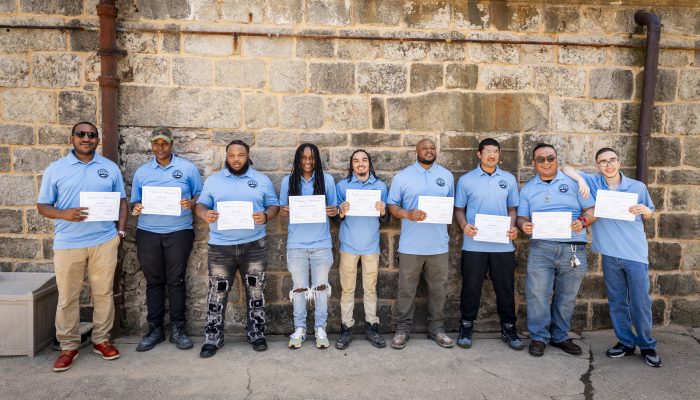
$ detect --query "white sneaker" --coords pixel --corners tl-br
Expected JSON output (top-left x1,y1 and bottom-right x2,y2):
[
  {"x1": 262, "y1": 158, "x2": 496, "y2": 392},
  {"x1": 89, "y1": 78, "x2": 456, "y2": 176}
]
[
  {"x1": 315, "y1": 327, "x2": 329, "y2": 349},
  {"x1": 288, "y1": 328, "x2": 306, "y2": 349}
]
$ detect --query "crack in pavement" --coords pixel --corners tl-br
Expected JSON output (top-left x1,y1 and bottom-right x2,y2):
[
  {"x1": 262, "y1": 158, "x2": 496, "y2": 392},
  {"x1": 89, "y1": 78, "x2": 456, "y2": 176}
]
[
  {"x1": 579, "y1": 349, "x2": 595, "y2": 400},
  {"x1": 681, "y1": 328, "x2": 700, "y2": 346},
  {"x1": 245, "y1": 367, "x2": 252, "y2": 399}
]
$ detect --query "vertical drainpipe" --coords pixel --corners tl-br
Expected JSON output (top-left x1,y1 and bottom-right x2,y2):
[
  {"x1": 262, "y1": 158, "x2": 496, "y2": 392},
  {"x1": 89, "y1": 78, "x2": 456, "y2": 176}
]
[
  {"x1": 97, "y1": 0, "x2": 126, "y2": 336},
  {"x1": 633, "y1": 11, "x2": 661, "y2": 184}
]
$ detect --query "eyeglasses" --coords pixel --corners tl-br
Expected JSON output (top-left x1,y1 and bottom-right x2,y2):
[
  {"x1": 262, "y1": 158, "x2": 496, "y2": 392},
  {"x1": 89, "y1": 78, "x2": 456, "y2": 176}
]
[
  {"x1": 481, "y1": 150, "x2": 499, "y2": 155},
  {"x1": 534, "y1": 155, "x2": 557, "y2": 164},
  {"x1": 597, "y1": 158, "x2": 620, "y2": 167},
  {"x1": 73, "y1": 131, "x2": 99, "y2": 139}
]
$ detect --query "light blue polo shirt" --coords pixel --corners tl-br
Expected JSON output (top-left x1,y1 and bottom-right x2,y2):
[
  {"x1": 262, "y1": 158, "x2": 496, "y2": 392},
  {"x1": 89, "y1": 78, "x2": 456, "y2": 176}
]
[
  {"x1": 517, "y1": 171, "x2": 595, "y2": 243},
  {"x1": 197, "y1": 167, "x2": 279, "y2": 245},
  {"x1": 388, "y1": 162, "x2": 454, "y2": 255},
  {"x1": 279, "y1": 172, "x2": 337, "y2": 249},
  {"x1": 336, "y1": 174, "x2": 388, "y2": 254},
  {"x1": 455, "y1": 165, "x2": 519, "y2": 252},
  {"x1": 580, "y1": 171, "x2": 654, "y2": 264},
  {"x1": 131, "y1": 155, "x2": 203, "y2": 234},
  {"x1": 38, "y1": 150, "x2": 126, "y2": 250}
]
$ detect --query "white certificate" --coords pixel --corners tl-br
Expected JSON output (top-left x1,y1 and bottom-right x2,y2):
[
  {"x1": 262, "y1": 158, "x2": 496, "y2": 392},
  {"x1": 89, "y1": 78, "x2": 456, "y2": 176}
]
[
  {"x1": 594, "y1": 190, "x2": 638, "y2": 221},
  {"x1": 473, "y1": 214, "x2": 511, "y2": 244},
  {"x1": 217, "y1": 201, "x2": 254, "y2": 230},
  {"x1": 345, "y1": 189, "x2": 381, "y2": 217},
  {"x1": 289, "y1": 195, "x2": 326, "y2": 224},
  {"x1": 417, "y1": 196, "x2": 454, "y2": 224},
  {"x1": 141, "y1": 186, "x2": 182, "y2": 216},
  {"x1": 80, "y1": 192, "x2": 120, "y2": 222},
  {"x1": 532, "y1": 212, "x2": 572, "y2": 239}
]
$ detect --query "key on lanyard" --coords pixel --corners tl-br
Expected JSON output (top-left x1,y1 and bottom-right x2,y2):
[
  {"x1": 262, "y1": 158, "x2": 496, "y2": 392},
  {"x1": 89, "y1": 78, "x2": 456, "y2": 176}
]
[{"x1": 570, "y1": 245, "x2": 581, "y2": 268}]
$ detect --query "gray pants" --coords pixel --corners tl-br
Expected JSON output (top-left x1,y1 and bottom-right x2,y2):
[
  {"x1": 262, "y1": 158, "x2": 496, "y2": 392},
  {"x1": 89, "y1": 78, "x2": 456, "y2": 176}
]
[{"x1": 394, "y1": 252, "x2": 449, "y2": 335}]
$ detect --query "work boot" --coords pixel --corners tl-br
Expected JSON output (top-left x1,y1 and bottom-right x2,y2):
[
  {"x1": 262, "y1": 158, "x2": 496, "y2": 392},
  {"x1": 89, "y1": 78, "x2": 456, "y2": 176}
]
[
  {"x1": 500, "y1": 322, "x2": 524, "y2": 350},
  {"x1": 428, "y1": 331, "x2": 455, "y2": 348},
  {"x1": 391, "y1": 333, "x2": 409, "y2": 350},
  {"x1": 366, "y1": 323, "x2": 386, "y2": 348},
  {"x1": 335, "y1": 324, "x2": 352, "y2": 350},
  {"x1": 529, "y1": 340, "x2": 546, "y2": 357},
  {"x1": 457, "y1": 320, "x2": 473, "y2": 348},
  {"x1": 550, "y1": 338, "x2": 582, "y2": 355},
  {"x1": 136, "y1": 323, "x2": 165, "y2": 352},
  {"x1": 170, "y1": 321, "x2": 193, "y2": 350}
]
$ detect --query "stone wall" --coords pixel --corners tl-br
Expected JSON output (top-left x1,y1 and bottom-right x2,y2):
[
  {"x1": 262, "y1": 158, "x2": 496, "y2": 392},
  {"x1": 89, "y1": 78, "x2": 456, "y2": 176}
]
[{"x1": 1, "y1": 1, "x2": 699, "y2": 335}]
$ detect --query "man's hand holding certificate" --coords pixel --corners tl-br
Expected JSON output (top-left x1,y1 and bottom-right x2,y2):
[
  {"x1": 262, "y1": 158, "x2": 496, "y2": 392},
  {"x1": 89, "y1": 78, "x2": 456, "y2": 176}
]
[
  {"x1": 531, "y1": 212, "x2": 572, "y2": 239},
  {"x1": 345, "y1": 189, "x2": 381, "y2": 217},
  {"x1": 594, "y1": 190, "x2": 638, "y2": 221},
  {"x1": 80, "y1": 192, "x2": 121, "y2": 222},
  {"x1": 142, "y1": 186, "x2": 182, "y2": 216},
  {"x1": 289, "y1": 195, "x2": 326, "y2": 224},
  {"x1": 473, "y1": 214, "x2": 511, "y2": 244},
  {"x1": 417, "y1": 196, "x2": 454, "y2": 224},
  {"x1": 217, "y1": 201, "x2": 254, "y2": 230}
]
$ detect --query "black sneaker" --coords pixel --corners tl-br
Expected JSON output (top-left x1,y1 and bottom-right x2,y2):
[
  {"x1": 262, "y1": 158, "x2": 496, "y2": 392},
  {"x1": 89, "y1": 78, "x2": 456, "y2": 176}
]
[
  {"x1": 251, "y1": 337, "x2": 267, "y2": 352},
  {"x1": 366, "y1": 323, "x2": 386, "y2": 348},
  {"x1": 200, "y1": 343, "x2": 221, "y2": 358},
  {"x1": 335, "y1": 324, "x2": 352, "y2": 350},
  {"x1": 457, "y1": 320, "x2": 473, "y2": 348},
  {"x1": 500, "y1": 323, "x2": 524, "y2": 350},
  {"x1": 641, "y1": 349, "x2": 662, "y2": 368},
  {"x1": 606, "y1": 342, "x2": 635, "y2": 358}
]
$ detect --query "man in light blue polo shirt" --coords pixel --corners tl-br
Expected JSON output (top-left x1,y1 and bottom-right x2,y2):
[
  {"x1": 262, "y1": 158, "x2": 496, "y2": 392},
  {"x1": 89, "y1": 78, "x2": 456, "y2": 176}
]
[
  {"x1": 454, "y1": 138, "x2": 522, "y2": 350},
  {"x1": 37, "y1": 121, "x2": 127, "y2": 372},
  {"x1": 130, "y1": 127, "x2": 203, "y2": 352},
  {"x1": 563, "y1": 147, "x2": 661, "y2": 368},
  {"x1": 334, "y1": 149, "x2": 389, "y2": 350},
  {"x1": 195, "y1": 140, "x2": 279, "y2": 357},
  {"x1": 279, "y1": 143, "x2": 338, "y2": 349},
  {"x1": 516, "y1": 143, "x2": 595, "y2": 358},
  {"x1": 387, "y1": 138, "x2": 455, "y2": 349}
]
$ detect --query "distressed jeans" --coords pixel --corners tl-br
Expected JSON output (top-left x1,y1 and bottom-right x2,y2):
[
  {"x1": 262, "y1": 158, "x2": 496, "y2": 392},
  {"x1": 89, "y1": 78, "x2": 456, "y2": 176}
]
[
  {"x1": 526, "y1": 240, "x2": 587, "y2": 343},
  {"x1": 602, "y1": 255, "x2": 656, "y2": 350},
  {"x1": 204, "y1": 238, "x2": 268, "y2": 346},
  {"x1": 287, "y1": 248, "x2": 333, "y2": 330}
]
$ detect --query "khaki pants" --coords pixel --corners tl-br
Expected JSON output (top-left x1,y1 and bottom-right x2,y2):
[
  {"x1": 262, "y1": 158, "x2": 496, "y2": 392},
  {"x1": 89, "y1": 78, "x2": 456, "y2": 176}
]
[
  {"x1": 339, "y1": 251, "x2": 380, "y2": 327},
  {"x1": 54, "y1": 236, "x2": 119, "y2": 350}
]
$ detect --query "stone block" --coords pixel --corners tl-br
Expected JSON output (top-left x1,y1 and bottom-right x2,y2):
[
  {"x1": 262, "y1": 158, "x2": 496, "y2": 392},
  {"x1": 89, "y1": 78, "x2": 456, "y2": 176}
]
[
  {"x1": 255, "y1": 131, "x2": 296, "y2": 147},
  {"x1": 0, "y1": 237, "x2": 40, "y2": 258},
  {"x1": 26, "y1": 209, "x2": 53, "y2": 234},
  {"x1": 403, "y1": 0, "x2": 451, "y2": 29},
  {"x1": 682, "y1": 242, "x2": 700, "y2": 270},
  {"x1": 190, "y1": 0, "x2": 219, "y2": 20},
  {"x1": 43, "y1": 238, "x2": 53, "y2": 259},
  {"x1": 454, "y1": 0, "x2": 490, "y2": 29},
  {"x1": 468, "y1": 43, "x2": 519, "y2": 64},
  {"x1": 325, "y1": 97, "x2": 368, "y2": 130},
  {"x1": 371, "y1": 98, "x2": 385, "y2": 129},
  {"x1": 665, "y1": 104, "x2": 700, "y2": 135},
  {"x1": 215, "y1": 60, "x2": 266, "y2": 89},
  {"x1": 20, "y1": 0, "x2": 81, "y2": 15},
  {"x1": 309, "y1": 63, "x2": 355, "y2": 94},
  {"x1": 38, "y1": 125, "x2": 70, "y2": 145},
  {"x1": 684, "y1": 138, "x2": 700, "y2": 168},
  {"x1": 266, "y1": 0, "x2": 303, "y2": 24},
  {"x1": 410, "y1": 63, "x2": 443, "y2": 93},
  {"x1": 297, "y1": 38, "x2": 334, "y2": 58},
  {"x1": 656, "y1": 273, "x2": 698, "y2": 296},
  {"x1": 31, "y1": 54, "x2": 80, "y2": 88},
  {"x1": 648, "y1": 186, "x2": 665, "y2": 211},
  {"x1": 269, "y1": 61, "x2": 306, "y2": 93},
  {"x1": 351, "y1": 132, "x2": 401, "y2": 147},
  {"x1": 648, "y1": 137, "x2": 681, "y2": 167},
  {"x1": 117, "y1": 32, "x2": 158, "y2": 54},
  {"x1": 242, "y1": 36, "x2": 293, "y2": 58},
  {"x1": 337, "y1": 40, "x2": 380, "y2": 60},
  {"x1": 519, "y1": 44, "x2": 554, "y2": 64},
  {"x1": 301, "y1": 133, "x2": 347, "y2": 148},
  {"x1": 552, "y1": 99, "x2": 617, "y2": 133},
  {"x1": 532, "y1": 66, "x2": 585, "y2": 98},
  {"x1": 185, "y1": 34, "x2": 233, "y2": 56},
  {"x1": 523, "y1": 132, "x2": 636, "y2": 166},
  {"x1": 570, "y1": 302, "x2": 588, "y2": 332},
  {"x1": 590, "y1": 69, "x2": 633, "y2": 100},
  {"x1": 380, "y1": 42, "x2": 428, "y2": 61},
  {"x1": 0, "y1": 147, "x2": 8, "y2": 172},
  {"x1": 445, "y1": 64, "x2": 477, "y2": 89},
  {"x1": 58, "y1": 91, "x2": 96, "y2": 125},
  {"x1": 0, "y1": 125, "x2": 33, "y2": 145},
  {"x1": 656, "y1": 7, "x2": 697, "y2": 35},
  {"x1": 119, "y1": 86, "x2": 241, "y2": 129},
  {"x1": 306, "y1": 0, "x2": 351, "y2": 25},
  {"x1": 491, "y1": 2, "x2": 541, "y2": 32},
  {"x1": 479, "y1": 66, "x2": 530, "y2": 90},
  {"x1": 648, "y1": 241, "x2": 681, "y2": 271},
  {"x1": 135, "y1": 0, "x2": 191, "y2": 19},
  {"x1": 173, "y1": 58, "x2": 213, "y2": 86},
  {"x1": 358, "y1": 63, "x2": 407, "y2": 94},
  {"x1": 2, "y1": 90, "x2": 56, "y2": 123},
  {"x1": 544, "y1": 6, "x2": 579, "y2": 32},
  {"x1": 0, "y1": 209, "x2": 22, "y2": 233},
  {"x1": 130, "y1": 56, "x2": 169, "y2": 85},
  {"x1": 670, "y1": 299, "x2": 700, "y2": 326},
  {"x1": 580, "y1": 7, "x2": 611, "y2": 33},
  {"x1": 620, "y1": 103, "x2": 663, "y2": 134},
  {"x1": 279, "y1": 96, "x2": 323, "y2": 129},
  {"x1": 354, "y1": 0, "x2": 401, "y2": 25},
  {"x1": 244, "y1": 94, "x2": 278, "y2": 129},
  {"x1": 610, "y1": 47, "x2": 645, "y2": 67},
  {"x1": 0, "y1": 29, "x2": 66, "y2": 52},
  {"x1": 590, "y1": 302, "x2": 611, "y2": 330},
  {"x1": 70, "y1": 30, "x2": 99, "y2": 52},
  {"x1": 0, "y1": 0, "x2": 14, "y2": 12},
  {"x1": 635, "y1": 69, "x2": 677, "y2": 103},
  {"x1": 659, "y1": 49, "x2": 689, "y2": 68},
  {"x1": 0, "y1": 56, "x2": 29, "y2": 87},
  {"x1": 667, "y1": 188, "x2": 692, "y2": 212},
  {"x1": 221, "y1": 0, "x2": 265, "y2": 23},
  {"x1": 427, "y1": 43, "x2": 466, "y2": 62},
  {"x1": 211, "y1": 131, "x2": 254, "y2": 147},
  {"x1": 14, "y1": 262, "x2": 55, "y2": 273},
  {"x1": 13, "y1": 147, "x2": 62, "y2": 173},
  {"x1": 679, "y1": 70, "x2": 700, "y2": 101},
  {"x1": 659, "y1": 214, "x2": 700, "y2": 239},
  {"x1": 559, "y1": 46, "x2": 606, "y2": 65},
  {"x1": 161, "y1": 33, "x2": 180, "y2": 53},
  {"x1": 440, "y1": 132, "x2": 478, "y2": 149},
  {"x1": 657, "y1": 170, "x2": 700, "y2": 186},
  {"x1": 388, "y1": 92, "x2": 547, "y2": 133},
  {"x1": 0, "y1": 262, "x2": 10, "y2": 272}
]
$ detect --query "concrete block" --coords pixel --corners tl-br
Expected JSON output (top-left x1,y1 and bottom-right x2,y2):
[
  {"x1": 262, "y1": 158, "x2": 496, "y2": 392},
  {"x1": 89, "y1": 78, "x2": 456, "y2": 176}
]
[
  {"x1": 0, "y1": 29, "x2": 66, "y2": 52},
  {"x1": 266, "y1": 0, "x2": 303, "y2": 24},
  {"x1": 551, "y1": 99, "x2": 617, "y2": 133},
  {"x1": 544, "y1": 6, "x2": 580, "y2": 32},
  {"x1": 358, "y1": 63, "x2": 407, "y2": 94},
  {"x1": 2, "y1": 90, "x2": 56, "y2": 123},
  {"x1": 410, "y1": 63, "x2": 443, "y2": 93},
  {"x1": 58, "y1": 91, "x2": 96, "y2": 125},
  {"x1": 446, "y1": 64, "x2": 477, "y2": 89},
  {"x1": 0, "y1": 125, "x2": 34, "y2": 145},
  {"x1": 532, "y1": 66, "x2": 585, "y2": 98},
  {"x1": 353, "y1": 0, "x2": 401, "y2": 25},
  {"x1": 309, "y1": 63, "x2": 355, "y2": 94},
  {"x1": 242, "y1": 36, "x2": 294, "y2": 58},
  {"x1": 0, "y1": 175, "x2": 36, "y2": 205},
  {"x1": 31, "y1": 54, "x2": 81, "y2": 88},
  {"x1": 403, "y1": 0, "x2": 451, "y2": 29},
  {"x1": 215, "y1": 60, "x2": 266, "y2": 89},
  {"x1": 269, "y1": 61, "x2": 306, "y2": 93},
  {"x1": 325, "y1": 97, "x2": 368, "y2": 130},
  {"x1": 185, "y1": 34, "x2": 233, "y2": 56},
  {"x1": 454, "y1": 0, "x2": 490, "y2": 29},
  {"x1": 173, "y1": 58, "x2": 213, "y2": 86},
  {"x1": 221, "y1": 0, "x2": 265, "y2": 23},
  {"x1": 0, "y1": 56, "x2": 29, "y2": 87},
  {"x1": 244, "y1": 94, "x2": 278, "y2": 129},
  {"x1": 279, "y1": 96, "x2": 323, "y2": 129},
  {"x1": 306, "y1": 0, "x2": 351, "y2": 26},
  {"x1": 478, "y1": 66, "x2": 530, "y2": 90}
]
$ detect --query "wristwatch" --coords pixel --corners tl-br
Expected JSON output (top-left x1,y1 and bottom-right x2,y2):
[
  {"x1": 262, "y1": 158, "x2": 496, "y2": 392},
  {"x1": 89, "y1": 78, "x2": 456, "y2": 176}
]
[{"x1": 118, "y1": 230, "x2": 126, "y2": 238}]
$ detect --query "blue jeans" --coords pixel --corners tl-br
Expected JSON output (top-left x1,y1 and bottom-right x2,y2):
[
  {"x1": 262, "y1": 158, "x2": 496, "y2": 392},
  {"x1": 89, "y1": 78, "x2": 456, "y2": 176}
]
[
  {"x1": 287, "y1": 248, "x2": 333, "y2": 330},
  {"x1": 526, "y1": 240, "x2": 587, "y2": 343},
  {"x1": 602, "y1": 255, "x2": 656, "y2": 350}
]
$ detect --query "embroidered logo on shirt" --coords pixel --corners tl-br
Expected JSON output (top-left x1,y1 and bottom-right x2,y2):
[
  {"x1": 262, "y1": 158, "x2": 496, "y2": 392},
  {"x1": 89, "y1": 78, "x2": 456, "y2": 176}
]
[
  {"x1": 436, "y1": 178, "x2": 445, "y2": 187},
  {"x1": 558, "y1": 184, "x2": 569, "y2": 193},
  {"x1": 499, "y1": 180, "x2": 508, "y2": 189},
  {"x1": 97, "y1": 169, "x2": 109, "y2": 178},
  {"x1": 172, "y1": 170, "x2": 183, "y2": 179},
  {"x1": 248, "y1": 179, "x2": 258, "y2": 188}
]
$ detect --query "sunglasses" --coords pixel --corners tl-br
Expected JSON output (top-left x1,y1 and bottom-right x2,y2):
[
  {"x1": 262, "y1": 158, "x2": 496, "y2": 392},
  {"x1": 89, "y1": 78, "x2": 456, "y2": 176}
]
[
  {"x1": 534, "y1": 155, "x2": 557, "y2": 164},
  {"x1": 73, "y1": 131, "x2": 99, "y2": 139}
]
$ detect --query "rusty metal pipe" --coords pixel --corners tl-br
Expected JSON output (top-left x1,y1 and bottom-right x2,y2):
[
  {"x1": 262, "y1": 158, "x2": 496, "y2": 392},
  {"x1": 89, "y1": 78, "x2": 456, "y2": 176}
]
[{"x1": 634, "y1": 11, "x2": 661, "y2": 184}]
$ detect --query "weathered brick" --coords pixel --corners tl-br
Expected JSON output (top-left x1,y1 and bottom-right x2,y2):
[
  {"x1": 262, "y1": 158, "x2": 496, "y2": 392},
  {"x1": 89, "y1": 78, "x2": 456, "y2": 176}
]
[
  {"x1": 552, "y1": 99, "x2": 617, "y2": 133},
  {"x1": 403, "y1": 0, "x2": 451, "y2": 29},
  {"x1": 351, "y1": 132, "x2": 401, "y2": 147},
  {"x1": 70, "y1": 30, "x2": 100, "y2": 52},
  {"x1": 590, "y1": 69, "x2": 633, "y2": 100},
  {"x1": 0, "y1": 56, "x2": 29, "y2": 87},
  {"x1": 296, "y1": 38, "x2": 334, "y2": 58},
  {"x1": 242, "y1": 36, "x2": 293, "y2": 58},
  {"x1": 269, "y1": 61, "x2": 306, "y2": 93},
  {"x1": 325, "y1": 97, "x2": 368, "y2": 130},
  {"x1": 670, "y1": 299, "x2": 700, "y2": 326},
  {"x1": 244, "y1": 94, "x2": 278, "y2": 129},
  {"x1": 635, "y1": 69, "x2": 678, "y2": 103},
  {"x1": 479, "y1": 66, "x2": 530, "y2": 90},
  {"x1": 337, "y1": 39, "x2": 380, "y2": 60},
  {"x1": 532, "y1": 66, "x2": 585, "y2": 98},
  {"x1": 559, "y1": 46, "x2": 606, "y2": 65},
  {"x1": 255, "y1": 131, "x2": 297, "y2": 148},
  {"x1": 353, "y1": 0, "x2": 401, "y2": 25},
  {"x1": 454, "y1": 0, "x2": 490, "y2": 29},
  {"x1": 13, "y1": 147, "x2": 62, "y2": 173},
  {"x1": 161, "y1": 33, "x2": 180, "y2": 53},
  {"x1": 117, "y1": 32, "x2": 158, "y2": 54},
  {"x1": 371, "y1": 97, "x2": 385, "y2": 129},
  {"x1": 0, "y1": 237, "x2": 40, "y2": 258},
  {"x1": 309, "y1": 63, "x2": 355, "y2": 94},
  {"x1": 266, "y1": 0, "x2": 303, "y2": 24},
  {"x1": 2, "y1": 90, "x2": 56, "y2": 123},
  {"x1": 31, "y1": 54, "x2": 80, "y2": 88},
  {"x1": 215, "y1": 60, "x2": 266, "y2": 89},
  {"x1": 0, "y1": 209, "x2": 23, "y2": 233},
  {"x1": 58, "y1": 91, "x2": 96, "y2": 125},
  {"x1": 279, "y1": 96, "x2": 323, "y2": 129},
  {"x1": 679, "y1": 70, "x2": 700, "y2": 101},
  {"x1": 544, "y1": 6, "x2": 580, "y2": 32},
  {"x1": 358, "y1": 63, "x2": 407, "y2": 94},
  {"x1": 580, "y1": 7, "x2": 611, "y2": 32},
  {"x1": 649, "y1": 241, "x2": 682, "y2": 271},
  {"x1": 119, "y1": 86, "x2": 241, "y2": 129},
  {"x1": 659, "y1": 214, "x2": 700, "y2": 239},
  {"x1": 667, "y1": 187, "x2": 693, "y2": 211},
  {"x1": 665, "y1": 104, "x2": 700, "y2": 135},
  {"x1": 446, "y1": 64, "x2": 477, "y2": 89},
  {"x1": 173, "y1": 58, "x2": 213, "y2": 86},
  {"x1": 221, "y1": 0, "x2": 265, "y2": 23},
  {"x1": 380, "y1": 42, "x2": 428, "y2": 61},
  {"x1": 469, "y1": 43, "x2": 519, "y2": 64},
  {"x1": 0, "y1": 147, "x2": 9, "y2": 172},
  {"x1": 410, "y1": 63, "x2": 443, "y2": 93},
  {"x1": 0, "y1": 29, "x2": 66, "y2": 52},
  {"x1": 306, "y1": 0, "x2": 351, "y2": 25},
  {"x1": 20, "y1": 0, "x2": 81, "y2": 15},
  {"x1": 657, "y1": 273, "x2": 698, "y2": 296},
  {"x1": 491, "y1": 3, "x2": 541, "y2": 32},
  {"x1": 0, "y1": 125, "x2": 33, "y2": 145},
  {"x1": 184, "y1": 34, "x2": 233, "y2": 56}
]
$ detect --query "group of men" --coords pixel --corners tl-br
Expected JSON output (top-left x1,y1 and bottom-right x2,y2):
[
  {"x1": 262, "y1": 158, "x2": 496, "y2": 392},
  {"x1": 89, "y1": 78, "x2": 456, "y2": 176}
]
[{"x1": 38, "y1": 121, "x2": 662, "y2": 372}]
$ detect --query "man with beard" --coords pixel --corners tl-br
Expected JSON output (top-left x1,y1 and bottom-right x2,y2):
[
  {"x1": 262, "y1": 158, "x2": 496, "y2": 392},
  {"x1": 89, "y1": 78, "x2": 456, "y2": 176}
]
[
  {"x1": 335, "y1": 149, "x2": 389, "y2": 350},
  {"x1": 195, "y1": 140, "x2": 279, "y2": 357},
  {"x1": 388, "y1": 139, "x2": 455, "y2": 349},
  {"x1": 130, "y1": 127, "x2": 203, "y2": 352},
  {"x1": 38, "y1": 121, "x2": 128, "y2": 372}
]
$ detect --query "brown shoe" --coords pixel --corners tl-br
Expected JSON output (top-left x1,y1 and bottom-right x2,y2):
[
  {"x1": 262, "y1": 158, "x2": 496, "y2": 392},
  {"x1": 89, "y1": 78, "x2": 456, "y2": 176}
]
[
  {"x1": 391, "y1": 333, "x2": 409, "y2": 350},
  {"x1": 528, "y1": 340, "x2": 546, "y2": 357},
  {"x1": 428, "y1": 332, "x2": 455, "y2": 348},
  {"x1": 550, "y1": 339, "x2": 582, "y2": 355},
  {"x1": 53, "y1": 350, "x2": 79, "y2": 372},
  {"x1": 93, "y1": 341, "x2": 120, "y2": 360}
]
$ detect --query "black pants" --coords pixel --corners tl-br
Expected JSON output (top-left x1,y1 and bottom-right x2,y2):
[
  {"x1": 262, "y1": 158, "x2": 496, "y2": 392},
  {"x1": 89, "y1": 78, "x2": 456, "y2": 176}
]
[
  {"x1": 460, "y1": 250, "x2": 516, "y2": 324},
  {"x1": 136, "y1": 228, "x2": 194, "y2": 325}
]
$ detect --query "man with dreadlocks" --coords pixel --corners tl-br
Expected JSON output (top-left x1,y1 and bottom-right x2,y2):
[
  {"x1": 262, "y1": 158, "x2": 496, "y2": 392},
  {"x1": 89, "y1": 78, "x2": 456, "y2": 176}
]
[
  {"x1": 195, "y1": 140, "x2": 279, "y2": 357},
  {"x1": 334, "y1": 149, "x2": 389, "y2": 350},
  {"x1": 279, "y1": 143, "x2": 338, "y2": 349}
]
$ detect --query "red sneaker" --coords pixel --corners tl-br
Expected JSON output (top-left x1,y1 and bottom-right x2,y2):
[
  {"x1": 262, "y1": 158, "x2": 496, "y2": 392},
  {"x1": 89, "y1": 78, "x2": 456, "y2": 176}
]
[
  {"x1": 93, "y1": 341, "x2": 120, "y2": 360},
  {"x1": 53, "y1": 350, "x2": 79, "y2": 372}
]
